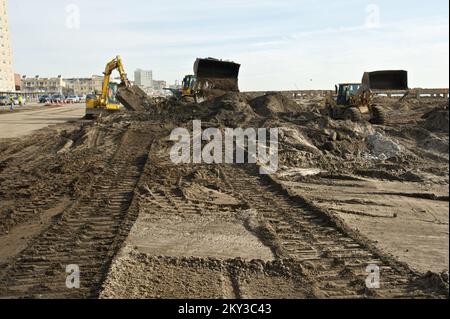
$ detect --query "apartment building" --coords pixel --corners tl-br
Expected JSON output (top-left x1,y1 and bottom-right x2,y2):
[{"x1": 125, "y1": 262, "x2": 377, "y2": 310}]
[
  {"x1": 0, "y1": 0, "x2": 15, "y2": 92},
  {"x1": 65, "y1": 75, "x2": 103, "y2": 96}
]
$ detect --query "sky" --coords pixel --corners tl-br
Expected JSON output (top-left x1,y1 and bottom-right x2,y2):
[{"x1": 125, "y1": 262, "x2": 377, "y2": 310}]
[{"x1": 7, "y1": 0, "x2": 450, "y2": 91}]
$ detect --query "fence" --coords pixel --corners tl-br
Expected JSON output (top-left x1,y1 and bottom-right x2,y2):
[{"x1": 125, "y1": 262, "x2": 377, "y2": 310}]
[{"x1": 244, "y1": 88, "x2": 449, "y2": 100}]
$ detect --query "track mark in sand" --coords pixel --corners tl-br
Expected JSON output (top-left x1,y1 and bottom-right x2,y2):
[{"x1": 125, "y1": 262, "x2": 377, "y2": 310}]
[
  {"x1": 0, "y1": 127, "x2": 153, "y2": 299},
  {"x1": 219, "y1": 164, "x2": 444, "y2": 298},
  {"x1": 0, "y1": 198, "x2": 71, "y2": 265}
]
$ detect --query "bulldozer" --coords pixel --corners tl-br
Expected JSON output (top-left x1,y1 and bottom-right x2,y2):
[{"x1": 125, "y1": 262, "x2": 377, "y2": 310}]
[
  {"x1": 181, "y1": 58, "x2": 241, "y2": 103},
  {"x1": 324, "y1": 70, "x2": 409, "y2": 125},
  {"x1": 85, "y1": 56, "x2": 146, "y2": 118}
]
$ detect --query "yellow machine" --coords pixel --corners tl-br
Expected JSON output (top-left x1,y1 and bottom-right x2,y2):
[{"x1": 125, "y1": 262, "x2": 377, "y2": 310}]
[
  {"x1": 181, "y1": 74, "x2": 196, "y2": 98},
  {"x1": 85, "y1": 56, "x2": 131, "y2": 118},
  {"x1": 181, "y1": 58, "x2": 241, "y2": 103},
  {"x1": 324, "y1": 70, "x2": 409, "y2": 125}
]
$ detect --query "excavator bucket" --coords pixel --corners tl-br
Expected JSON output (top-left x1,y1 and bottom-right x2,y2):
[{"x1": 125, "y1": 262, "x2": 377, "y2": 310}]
[
  {"x1": 194, "y1": 58, "x2": 241, "y2": 91},
  {"x1": 362, "y1": 70, "x2": 408, "y2": 91},
  {"x1": 116, "y1": 85, "x2": 147, "y2": 112}
]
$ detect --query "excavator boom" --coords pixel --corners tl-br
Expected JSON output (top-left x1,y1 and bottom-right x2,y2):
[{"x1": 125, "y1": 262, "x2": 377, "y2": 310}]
[{"x1": 100, "y1": 56, "x2": 130, "y2": 105}]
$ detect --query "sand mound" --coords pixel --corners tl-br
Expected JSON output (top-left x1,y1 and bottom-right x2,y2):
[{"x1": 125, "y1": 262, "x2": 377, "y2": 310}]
[
  {"x1": 422, "y1": 108, "x2": 449, "y2": 133},
  {"x1": 250, "y1": 93, "x2": 304, "y2": 116},
  {"x1": 208, "y1": 92, "x2": 253, "y2": 113}
]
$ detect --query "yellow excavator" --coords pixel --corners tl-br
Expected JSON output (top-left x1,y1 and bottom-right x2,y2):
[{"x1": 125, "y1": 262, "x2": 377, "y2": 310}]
[
  {"x1": 85, "y1": 56, "x2": 130, "y2": 118},
  {"x1": 85, "y1": 56, "x2": 147, "y2": 118}
]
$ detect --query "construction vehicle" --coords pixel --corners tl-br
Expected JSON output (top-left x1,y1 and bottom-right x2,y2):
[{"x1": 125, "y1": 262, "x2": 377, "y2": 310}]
[
  {"x1": 324, "y1": 70, "x2": 409, "y2": 125},
  {"x1": 85, "y1": 56, "x2": 145, "y2": 118},
  {"x1": 181, "y1": 58, "x2": 241, "y2": 103}
]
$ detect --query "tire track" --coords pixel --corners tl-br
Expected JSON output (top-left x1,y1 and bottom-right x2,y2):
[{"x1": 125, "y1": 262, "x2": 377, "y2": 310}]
[
  {"x1": 0, "y1": 125, "x2": 153, "y2": 299},
  {"x1": 219, "y1": 164, "x2": 443, "y2": 298}
]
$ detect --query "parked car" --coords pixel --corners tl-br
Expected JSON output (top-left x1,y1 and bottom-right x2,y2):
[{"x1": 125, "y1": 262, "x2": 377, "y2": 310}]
[
  {"x1": 66, "y1": 95, "x2": 80, "y2": 103},
  {"x1": 51, "y1": 94, "x2": 65, "y2": 103},
  {"x1": 39, "y1": 95, "x2": 51, "y2": 103},
  {"x1": 0, "y1": 96, "x2": 8, "y2": 106},
  {"x1": 78, "y1": 95, "x2": 87, "y2": 103}
]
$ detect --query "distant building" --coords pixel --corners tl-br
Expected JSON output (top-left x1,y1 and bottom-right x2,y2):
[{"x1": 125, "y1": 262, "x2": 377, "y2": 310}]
[
  {"x1": 22, "y1": 76, "x2": 65, "y2": 94},
  {"x1": 20, "y1": 75, "x2": 104, "y2": 96},
  {"x1": 0, "y1": 0, "x2": 15, "y2": 92},
  {"x1": 152, "y1": 80, "x2": 167, "y2": 90},
  {"x1": 134, "y1": 69, "x2": 153, "y2": 89},
  {"x1": 64, "y1": 75, "x2": 103, "y2": 96},
  {"x1": 14, "y1": 73, "x2": 22, "y2": 91}
]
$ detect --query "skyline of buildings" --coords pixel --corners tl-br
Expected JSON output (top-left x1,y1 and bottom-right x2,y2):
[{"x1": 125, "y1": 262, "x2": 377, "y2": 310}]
[{"x1": 17, "y1": 72, "x2": 174, "y2": 96}]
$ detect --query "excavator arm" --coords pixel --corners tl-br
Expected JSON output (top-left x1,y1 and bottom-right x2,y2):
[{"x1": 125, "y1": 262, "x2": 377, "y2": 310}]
[{"x1": 100, "y1": 56, "x2": 130, "y2": 106}]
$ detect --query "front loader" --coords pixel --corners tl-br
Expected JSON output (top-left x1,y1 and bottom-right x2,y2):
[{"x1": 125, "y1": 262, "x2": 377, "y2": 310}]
[
  {"x1": 181, "y1": 58, "x2": 241, "y2": 103},
  {"x1": 324, "y1": 70, "x2": 409, "y2": 125}
]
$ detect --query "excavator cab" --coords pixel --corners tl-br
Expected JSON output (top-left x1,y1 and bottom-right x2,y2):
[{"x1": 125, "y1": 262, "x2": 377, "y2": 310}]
[
  {"x1": 182, "y1": 75, "x2": 197, "y2": 97},
  {"x1": 336, "y1": 83, "x2": 362, "y2": 105},
  {"x1": 86, "y1": 83, "x2": 121, "y2": 114}
]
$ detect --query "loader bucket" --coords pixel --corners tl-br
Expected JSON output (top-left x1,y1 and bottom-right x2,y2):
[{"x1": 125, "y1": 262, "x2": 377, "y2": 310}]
[
  {"x1": 362, "y1": 70, "x2": 408, "y2": 91},
  {"x1": 194, "y1": 58, "x2": 241, "y2": 92},
  {"x1": 194, "y1": 58, "x2": 240, "y2": 80}
]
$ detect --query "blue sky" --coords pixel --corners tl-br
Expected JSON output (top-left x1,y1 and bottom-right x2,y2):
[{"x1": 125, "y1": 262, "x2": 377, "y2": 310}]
[{"x1": 7, "y1": 0, "x2": 449, "y2": 90}]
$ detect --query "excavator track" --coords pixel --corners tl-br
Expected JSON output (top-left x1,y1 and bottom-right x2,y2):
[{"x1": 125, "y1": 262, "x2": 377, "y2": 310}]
[{"x1": 0, "y1": 127, "x2": 153, "y2": 299}]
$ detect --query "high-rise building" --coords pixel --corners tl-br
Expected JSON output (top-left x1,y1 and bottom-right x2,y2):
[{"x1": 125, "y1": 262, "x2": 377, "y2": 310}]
[
  {"x1": 134, "y1": 69, "x2": 153, "y2": 89},
  {"x1": 0, "y1": 0, "x2": 15, "y2": 92}
]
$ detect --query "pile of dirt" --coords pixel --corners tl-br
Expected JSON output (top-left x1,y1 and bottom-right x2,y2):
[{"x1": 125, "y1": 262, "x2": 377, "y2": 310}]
[
  {"x1": 205, "y1": 92, "x2": 258, "y2": 127},
  {"x1": 250, "y1": 92, "x2": 305, "y2": 116},
  {"x1": 422, "y1": 108, "x2": 449, "y2": 133},
  {"x1": 207, "y1": 92, "x2": 254, "y2": 113}
]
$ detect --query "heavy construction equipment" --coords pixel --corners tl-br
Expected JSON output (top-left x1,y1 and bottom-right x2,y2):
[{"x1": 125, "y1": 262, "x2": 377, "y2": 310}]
[
  {"x1": 85, "y1": 56, "x2": 146, "y2": 118},
  {"x1": 324, "y1": 70, "x2": 409, "y2": 124},
  {"x1": 181, "y1": 58, "x2": 241, "y2": 103}
]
